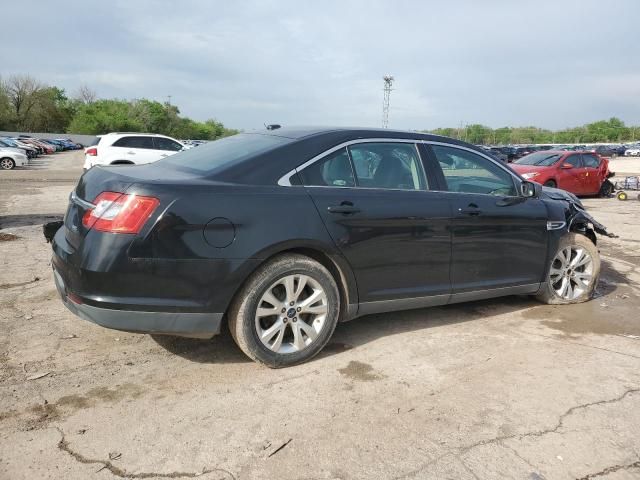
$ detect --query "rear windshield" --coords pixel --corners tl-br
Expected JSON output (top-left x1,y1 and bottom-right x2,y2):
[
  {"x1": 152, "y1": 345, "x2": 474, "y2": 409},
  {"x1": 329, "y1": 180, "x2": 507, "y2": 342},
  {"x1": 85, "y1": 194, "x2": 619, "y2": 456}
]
[
  {"x1": 158, "y1": 133, "x2": 290, "y2": 173},
  {"x1": 514, "y1": 152, "x2": 563, "y2": 166}
]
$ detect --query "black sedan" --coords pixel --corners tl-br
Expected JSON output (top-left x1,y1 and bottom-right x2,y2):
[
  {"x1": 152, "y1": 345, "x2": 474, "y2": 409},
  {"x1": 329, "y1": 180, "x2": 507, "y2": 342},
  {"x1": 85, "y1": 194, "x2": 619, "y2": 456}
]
[{"x1": 48, "y1": 127, "x2": 613, "y2": 367}]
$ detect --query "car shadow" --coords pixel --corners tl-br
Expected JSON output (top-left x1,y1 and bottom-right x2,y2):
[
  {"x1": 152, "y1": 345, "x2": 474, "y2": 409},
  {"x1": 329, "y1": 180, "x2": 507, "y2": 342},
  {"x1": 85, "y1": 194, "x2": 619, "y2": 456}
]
[
  {"x1": 152, "y1": 295, "x2": 539, "y2": 366},
  {"x1": 150, "y1": 329, "x2": 252, "y2": 364},
  {"x1": 151, "y1": 253, "x2": 630, "y2": 366}
]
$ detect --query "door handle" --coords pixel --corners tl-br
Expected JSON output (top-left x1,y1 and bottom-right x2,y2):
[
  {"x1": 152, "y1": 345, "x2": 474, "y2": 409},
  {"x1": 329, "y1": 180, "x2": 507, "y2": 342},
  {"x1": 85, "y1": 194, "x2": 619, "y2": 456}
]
[
  {"x1": 160, "y1": 154, "x2": 168, "y2": 157},
  {"x1": 126, "y1": 151, "x2": 136, "y2": 155},
  {"x1": 458, "y1": 203, "x2": 482, "y2": 216},
  {"x1": 328, "y1": 202, "x2": 360, "y2": 214}
]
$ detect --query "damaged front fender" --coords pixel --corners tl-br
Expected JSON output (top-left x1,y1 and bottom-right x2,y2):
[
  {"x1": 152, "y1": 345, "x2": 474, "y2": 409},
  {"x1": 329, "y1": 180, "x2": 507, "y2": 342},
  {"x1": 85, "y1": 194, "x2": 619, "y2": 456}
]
[
  {"x1": 567, "y1": 202, "x2": 617, "y2": 239},
  {"x1": 540, "y1": 185, "x2": 616, "y2": 240}
]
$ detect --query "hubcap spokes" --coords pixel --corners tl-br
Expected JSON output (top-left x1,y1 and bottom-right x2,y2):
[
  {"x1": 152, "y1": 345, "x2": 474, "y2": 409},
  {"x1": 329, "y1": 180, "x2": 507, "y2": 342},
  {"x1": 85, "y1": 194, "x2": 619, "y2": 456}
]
[
  {"x1": 549, "y1": 246, "x2": 593, "y2": 300},
  {"x1": 255, "y1": 274, "x2": 328, "y2": 354}
]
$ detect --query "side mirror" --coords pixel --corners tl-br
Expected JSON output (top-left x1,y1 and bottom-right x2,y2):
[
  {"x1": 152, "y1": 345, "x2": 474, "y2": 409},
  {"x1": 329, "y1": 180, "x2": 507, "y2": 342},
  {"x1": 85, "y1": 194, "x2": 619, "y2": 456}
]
[
  {"x1": 521, "y1": 180, "x2": 541, "y2": 198},
  {"x1": 560, "y1": 163, "x2": 574, "y2": 169}
]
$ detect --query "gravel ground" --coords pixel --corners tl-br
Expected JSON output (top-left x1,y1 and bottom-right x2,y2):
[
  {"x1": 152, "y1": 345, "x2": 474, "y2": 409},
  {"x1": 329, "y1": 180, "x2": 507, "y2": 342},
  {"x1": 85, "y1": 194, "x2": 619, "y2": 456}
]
[{"x1": 1, "y1": 151, "x2": 640, "y2": 480}]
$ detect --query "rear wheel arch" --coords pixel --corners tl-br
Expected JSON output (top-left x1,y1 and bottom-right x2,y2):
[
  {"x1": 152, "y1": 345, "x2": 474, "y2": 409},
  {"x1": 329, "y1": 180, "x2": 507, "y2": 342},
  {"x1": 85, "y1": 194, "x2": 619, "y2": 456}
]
[{"x1": 226, "y1": 244, "x2": 357, "y2": 325}]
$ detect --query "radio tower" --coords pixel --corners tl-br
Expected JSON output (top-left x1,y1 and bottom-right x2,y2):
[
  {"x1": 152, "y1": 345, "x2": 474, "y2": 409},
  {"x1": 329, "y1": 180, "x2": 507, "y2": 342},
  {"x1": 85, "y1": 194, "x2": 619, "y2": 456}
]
[{"x1": 382, "y1": 75, "x2": 394, "y2": 128}]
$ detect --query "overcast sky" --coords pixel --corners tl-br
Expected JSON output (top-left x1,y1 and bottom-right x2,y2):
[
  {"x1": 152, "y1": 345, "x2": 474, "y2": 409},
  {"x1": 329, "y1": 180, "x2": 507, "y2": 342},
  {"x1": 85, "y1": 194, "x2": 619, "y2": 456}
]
[{"x1": 2, "y1": 0, "x2": 639, "y2": 130}]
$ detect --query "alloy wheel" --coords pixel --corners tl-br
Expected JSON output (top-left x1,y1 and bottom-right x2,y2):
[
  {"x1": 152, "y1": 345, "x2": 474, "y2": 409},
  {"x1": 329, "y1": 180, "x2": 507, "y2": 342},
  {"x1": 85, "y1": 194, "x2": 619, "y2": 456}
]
[
  {"x1": 255, "y1": 274, "x2": 328, "y2": 354},
  {"x1": 549, "y1": 246, "x2": 594, "y2": 300},
  {"x1": 0, "y1": 158, "x2": 14, "y2": 170}
]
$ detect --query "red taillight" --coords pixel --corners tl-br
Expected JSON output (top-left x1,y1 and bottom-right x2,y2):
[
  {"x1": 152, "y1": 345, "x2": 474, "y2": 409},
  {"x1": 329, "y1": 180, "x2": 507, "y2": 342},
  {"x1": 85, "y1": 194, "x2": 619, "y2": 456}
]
[
  {"x1": 86, "y1": 147, "x2": 97, "y2": 156},
  {"x1": 82, "y1": 192, "x2": 160, "y2": 234}
]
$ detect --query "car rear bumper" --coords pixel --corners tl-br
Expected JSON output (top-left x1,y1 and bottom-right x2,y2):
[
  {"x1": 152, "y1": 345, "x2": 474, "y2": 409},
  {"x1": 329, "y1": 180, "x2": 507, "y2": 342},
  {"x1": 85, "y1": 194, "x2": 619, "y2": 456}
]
[{"x1": 52, "y1": 266, "x2": 222, "y2": 338}]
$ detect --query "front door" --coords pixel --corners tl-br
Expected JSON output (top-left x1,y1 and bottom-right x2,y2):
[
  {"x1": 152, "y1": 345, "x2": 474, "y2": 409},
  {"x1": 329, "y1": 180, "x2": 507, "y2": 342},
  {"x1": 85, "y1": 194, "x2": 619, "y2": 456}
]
[
  {"x1": 427, "y1": 144, "x2": 548, "y2": 293},
  {"x1": 299, "y1": 142, "x2": 452, "y2": 304},
  {"x1": 559, "y1": 154, "x2": 585, "y2": 193}
]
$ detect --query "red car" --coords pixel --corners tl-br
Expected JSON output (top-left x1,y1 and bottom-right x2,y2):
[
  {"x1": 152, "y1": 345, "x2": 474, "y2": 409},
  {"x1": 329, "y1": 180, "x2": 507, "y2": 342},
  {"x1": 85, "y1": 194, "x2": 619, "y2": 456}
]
[{"x1": 510, "y1": 150, "x2": 611, "y2": 196}]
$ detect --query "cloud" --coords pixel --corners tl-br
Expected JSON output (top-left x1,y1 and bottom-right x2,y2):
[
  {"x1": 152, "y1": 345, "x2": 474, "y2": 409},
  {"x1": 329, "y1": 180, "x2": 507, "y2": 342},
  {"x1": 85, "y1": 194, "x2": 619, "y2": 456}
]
[{"x1": 1, "y1": 0, "x2": 638, "y2": 130}]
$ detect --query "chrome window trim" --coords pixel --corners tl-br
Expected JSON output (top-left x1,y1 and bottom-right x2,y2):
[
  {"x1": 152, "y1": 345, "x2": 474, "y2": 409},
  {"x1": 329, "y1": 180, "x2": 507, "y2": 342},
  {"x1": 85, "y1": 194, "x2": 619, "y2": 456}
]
[
  {"x1": 277, "y1": 137, "x2": 525, "y2": 196},
  {"x1": 277, "y1": 138, "x2": 419, "y2": 187}
]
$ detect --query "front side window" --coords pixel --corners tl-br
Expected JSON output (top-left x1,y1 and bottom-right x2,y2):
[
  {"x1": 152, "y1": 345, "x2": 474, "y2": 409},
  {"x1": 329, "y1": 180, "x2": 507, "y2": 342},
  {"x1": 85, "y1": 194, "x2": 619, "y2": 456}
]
[
  {"x1": 348, "y1": 143, "x2": 427, "y2": 190},
  {"x1": 112, "y1": 136, "x2": 153, "y2": 149},
  {"x1": 564, "y1": 155, "x2": 582, "y2": 168},
  {"x1": 154, "y1": 137, "x2": 183, "y2": 151},
  {"x1": 431, "y1": 145, "x2": 517, "y2": 196},
  {"x1": 298, "y1": 148, "x2": 355, "y2": 187}
]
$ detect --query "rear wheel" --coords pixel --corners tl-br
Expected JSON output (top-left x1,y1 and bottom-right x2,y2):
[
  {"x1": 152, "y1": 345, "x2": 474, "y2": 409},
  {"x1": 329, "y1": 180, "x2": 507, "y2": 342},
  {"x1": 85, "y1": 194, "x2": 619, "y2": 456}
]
[
  {"x1": 543, "y1": 180, "x2": 557, "y2": 188},
  {"x1": 228, "y1": 254, "x2": 340, "y2": 367},
  {"x1": 536, "y1": 233, "x2": 600, "y2": 305},
  {"x1": 0, "y1": 158, "x2": 15, "y2": 170}
]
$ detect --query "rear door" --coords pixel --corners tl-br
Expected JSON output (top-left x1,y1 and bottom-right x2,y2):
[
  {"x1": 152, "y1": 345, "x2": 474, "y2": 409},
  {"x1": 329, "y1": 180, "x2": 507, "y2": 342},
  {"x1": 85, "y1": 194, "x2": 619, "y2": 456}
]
[
  {"x1": 581, "y1": 153, "x2": 603, "y2": 194},
  {"x1": 426, "y1": 144, "x2": 548, "y2": 293},
  {"x1": 299, "y1": 141, "x2": 452, "y2": 306},
  {"x1": 152, "y1": 137, "x2": 184, "y2": 161}
]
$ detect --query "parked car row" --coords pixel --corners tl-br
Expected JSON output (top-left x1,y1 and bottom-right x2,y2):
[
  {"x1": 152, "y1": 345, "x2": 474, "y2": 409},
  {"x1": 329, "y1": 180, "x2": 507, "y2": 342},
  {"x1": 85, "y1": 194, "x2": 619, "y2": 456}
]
[
  {"x1": 480, "y1": 143, "x2": 640, "y2": 162},
  {"x1": 0, "y1": 135, "x2": 83, "y2": 170}
]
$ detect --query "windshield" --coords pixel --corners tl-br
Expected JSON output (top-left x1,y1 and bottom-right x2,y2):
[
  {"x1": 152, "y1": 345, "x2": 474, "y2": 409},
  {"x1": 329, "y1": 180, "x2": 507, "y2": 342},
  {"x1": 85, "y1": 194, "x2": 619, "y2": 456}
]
[
  {"x1": 514, "y1": 152, "x2": 563, "y2": 166},
  {"x1": 159, "y1": 133, "x2": 290, "y2": 174}
]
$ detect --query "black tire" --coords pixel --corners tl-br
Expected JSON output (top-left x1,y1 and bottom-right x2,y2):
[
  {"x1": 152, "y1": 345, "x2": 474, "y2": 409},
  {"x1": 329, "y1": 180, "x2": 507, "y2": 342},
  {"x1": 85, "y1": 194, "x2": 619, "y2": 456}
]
[
  {"x1": 0, "y1": 157, "x2": 16, "y2": 170},
  {"x1": 536, "y1": 233, "x2": 600, "y2": 305},
  {"x1": 617, "y1": 191, "x2": 628, "y2": 201},
  {"x1": 598, "y1": 181, "x2": 613, "y2": 197},
  {"x1": 227, "y1": 254, "x2": 340, "y2": 368},
  {"x1": 543, "y1": 180, "x2": 557, "y2": 188}
]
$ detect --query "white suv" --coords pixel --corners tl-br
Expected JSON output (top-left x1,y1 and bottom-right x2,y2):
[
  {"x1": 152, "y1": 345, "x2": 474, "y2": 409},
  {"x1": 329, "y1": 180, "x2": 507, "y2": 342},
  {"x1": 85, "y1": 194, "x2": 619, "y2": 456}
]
[{"x1": 84, "y1": 133, "x2": 184, "y2": 169}]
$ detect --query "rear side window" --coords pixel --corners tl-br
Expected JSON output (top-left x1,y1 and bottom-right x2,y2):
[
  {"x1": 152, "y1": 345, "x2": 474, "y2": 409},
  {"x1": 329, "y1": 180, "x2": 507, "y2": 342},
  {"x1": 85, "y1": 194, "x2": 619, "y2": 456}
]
[
  {"x1": 431, "y1": 145, "x2": 516, "y2": 196},
  {"x1": 112, "y1": 136, "x2": 153, "y2": 149},
  {"x1": 348, "y1": 143, "x2": 427, "y2": 190},
  {"x1": 298, "y1": 148, "x2": 355, "y2": 187},
  {"x1": 154, "y1": 137, "x2": 183, "y2": 151},
  {"x1": 582, "y1": 154, "x2": 600, "y2": 168},
  {"x1": 159, "y1": 133, "x2": 289, "y2": 173}
]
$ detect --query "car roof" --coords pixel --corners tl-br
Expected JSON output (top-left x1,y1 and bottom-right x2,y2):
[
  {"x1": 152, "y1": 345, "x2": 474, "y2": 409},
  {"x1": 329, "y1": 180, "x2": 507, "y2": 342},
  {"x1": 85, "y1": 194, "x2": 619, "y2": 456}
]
[{"x1": 252, "y1": 125, "x2": 472, "y2": 144}]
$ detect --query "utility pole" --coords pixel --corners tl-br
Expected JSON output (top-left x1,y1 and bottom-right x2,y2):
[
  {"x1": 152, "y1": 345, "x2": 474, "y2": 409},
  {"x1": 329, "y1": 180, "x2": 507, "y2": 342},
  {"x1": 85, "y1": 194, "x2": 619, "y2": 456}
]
[{"x1": 382, "y1": 75, "x2": 394, "y2": 128}]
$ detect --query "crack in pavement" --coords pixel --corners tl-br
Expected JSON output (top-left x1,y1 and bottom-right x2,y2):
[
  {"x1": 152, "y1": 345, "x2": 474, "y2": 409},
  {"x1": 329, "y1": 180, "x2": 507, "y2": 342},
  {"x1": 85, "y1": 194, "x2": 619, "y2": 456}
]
[
  {"x1": 393, "y1": 388, "x2": 640, "y2": 479},
  {"x1": 459, "y1": 387, "x2": 640, "y2": 453},
  {"x1": 55, "y1": 427, "x2": 236, "y2": 479},
  {"x1": 575, "y1": 460, "x2": 640, "y2": 479}
]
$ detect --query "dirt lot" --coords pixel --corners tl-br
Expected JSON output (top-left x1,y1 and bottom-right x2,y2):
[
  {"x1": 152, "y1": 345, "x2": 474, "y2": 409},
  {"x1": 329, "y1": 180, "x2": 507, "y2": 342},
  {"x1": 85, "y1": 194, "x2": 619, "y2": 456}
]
[{"x1": 1, "y1": 151, "x2": 640, "y2": 480}]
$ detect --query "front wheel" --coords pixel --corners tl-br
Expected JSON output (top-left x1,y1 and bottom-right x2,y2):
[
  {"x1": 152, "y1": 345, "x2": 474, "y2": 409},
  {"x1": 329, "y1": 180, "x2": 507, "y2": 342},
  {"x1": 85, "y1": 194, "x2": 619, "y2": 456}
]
[
  {"x1": 543, "y1": 180, "x2": 557, "y2": 188},
  {"x1": 599, "y1": 181, "x2": 613, "y2": 197},
  {"x1": 0, "y1": 158, "x2": 16, "y2": 170},
  {"x1": 228, "y1": 254, "x2": 340, "y2": 367},
  {"x1": 536, "y1": 233, "x2": 600, "y2": 305}
]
